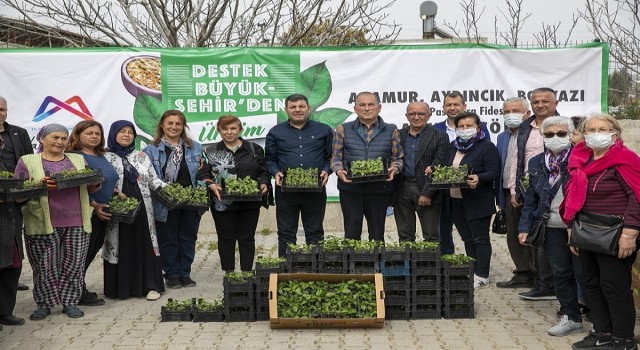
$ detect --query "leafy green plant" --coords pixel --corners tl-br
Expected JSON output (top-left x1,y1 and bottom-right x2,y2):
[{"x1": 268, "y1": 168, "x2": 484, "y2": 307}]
[
  {"x1": 520, "y1": 175, "x2": 530, "y2": 189},
  {"x1": 23, "y1": 179, "x2": 42, "y2": 188},
  {"x1": 188, "y1": 187, "x2": 208, "y2": 205},
  {"x1": 225, "y1": 176, "x2": 259, "y2": 195},
  {"x1": 320, "y1": 236, "x2": 346, "y2": 252},
  {"x1": 344, "y1": 239, "x2": 382, "y2": 252},
  {"x1": 224, "y1": 271, "x2": 254, "y2": 283},
  {"x1": 194, "y1": 298, "x2": 223, "y2": 311},
  {"x1": 408, "y1": 241, "x2": 439, "y2": 251},
  {"x1": 431, "y1": 165, "x2": 469, "y2": 183},
  {"x1": 287, "y1": 243, "x2": 317, "y2": 253},
  {"x1": 277, "y1": 279, "x2": 377, "y2": 319},
  {"x1": 54, "y1": 168, "x2": 95, "y2": 179},
  {"x1": 284, "y1": 167, "x2": 319, "y2": 188},
  {"x1": 164, "y1": 298, "x2": 193, "y2": 312},
  {"x1": 108, "y1": 196, "x2": 140, "y2": 214},
  {"x1": 383, "y1": 241, "x2": 412, "y2": 251},
  {"x1": 349, "y1": 157, "x2": 385, "y2": 177},
  {"x1": 0, "y1": 171, "x2": 14, "y2": 179},
  {"x1": 441, "y1": 254, "x2": 475, "y2": 265},
  {"x1": 256, "y1": 256, "x2": 286, "y2": 268}
]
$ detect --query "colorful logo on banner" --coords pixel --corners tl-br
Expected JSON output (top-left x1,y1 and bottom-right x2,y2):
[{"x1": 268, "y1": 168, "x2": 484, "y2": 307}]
[{"x1": 32, "y1": 96, "x2": 94, "y2": 122}]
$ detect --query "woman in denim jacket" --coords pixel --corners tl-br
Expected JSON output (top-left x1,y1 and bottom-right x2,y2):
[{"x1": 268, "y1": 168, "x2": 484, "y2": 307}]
[
  {"x1": 143, "y1": 110, "x2": 203, "y2": 289},
  {"x1": 518, "y1": 116, "x2": 583, "y2": 337}
]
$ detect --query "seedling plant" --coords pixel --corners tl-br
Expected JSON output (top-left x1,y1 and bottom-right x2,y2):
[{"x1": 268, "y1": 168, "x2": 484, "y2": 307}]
[
  {"x1": 224, "y1": 271, "x2": 254, "y2": 283},
  {"x1": 108, "y1": 196, "x2": 140, "y2": 214},
  {"x1": 349, "y1": 157, "x2": 384, "y2": 177},
  {"x1": 441, "y1": 254, "x2": 475, "y2": 265},
  {"x1": 54, "y1": 168, "x2": 95, "y2": 179},
  {"x1": 0, "y1": 171, "x2": 13, "y2": 178},
  {"x1": 284, "y1": 167, "x2": 319, "y2": 188},
  {"x1": 225, "y1": 176, "x2": 259, "y2": 195},
  {"x1": 277, "y1": 279, "x2": 377, "y2": 318},
  {"x1": 164, "y1": 298, "x2": 193, "y2": 312},
  {"x1": 194, "y1": 298, "x2": 223, "y2": 311},
  {"x1": 256, "y1": 256, "x2": 285, "y2": 268},
  {"x1": 431, "y1": 165, "x2": 469, "y2": 184}
]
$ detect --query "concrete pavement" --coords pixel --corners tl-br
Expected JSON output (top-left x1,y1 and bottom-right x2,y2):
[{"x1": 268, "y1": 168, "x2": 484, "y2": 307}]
[{"x1": 1, "y1": 214, "x2": 639, "y2": 350}]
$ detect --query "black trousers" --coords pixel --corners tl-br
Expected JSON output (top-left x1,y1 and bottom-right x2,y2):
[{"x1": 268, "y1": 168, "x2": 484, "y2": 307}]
[
  {"x1": 0, "y1": 265, "x2": 21, "y2": 316},
  {"x1": 580, "y1": 248, "x2": 637, "y2": 338},
  {"x1": 275, "y1": 187, "x2": 326, "y2": 257},
  {"x1": 394, "y1": 180, "x2": 440, "y2": 242},
  {"x1": 211, "y1": 208, "x2": 260, "y2": 272},
  {"x1": 83, "y1": 213, "x2": 108, "y2": 292},
  {"x1": 339, "y1": 191, "x2": 392, "y2": 242},
  {"x1": 504, "y1": 188, "x2": 533, "y2": 280}
]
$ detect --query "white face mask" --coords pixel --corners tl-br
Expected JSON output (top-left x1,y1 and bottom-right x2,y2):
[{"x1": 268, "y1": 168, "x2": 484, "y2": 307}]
[
  {"x1": 456, "y1": 128, "x2": 477, "y2": 141},
  {"x1": 585, "y1": 132, "x2": 614, "y2": 150},
  {"x1": 503, "y1": 113, "x2": 523, "y2": 129},
  {"x1": 544, "y1": 135, "x2": 571, "y2": 153}
]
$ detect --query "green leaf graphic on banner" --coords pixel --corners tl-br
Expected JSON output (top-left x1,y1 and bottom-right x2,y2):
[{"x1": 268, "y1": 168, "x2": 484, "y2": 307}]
[
  {"x1": 133, "y1": 94, "x2": 163, "y2": 136},
  {"x1": 301, "y1": 61, "x2": 332, "y2": 109},
  {"x1": 310, "y1": 108, "x2": 351, "y2": 129}
]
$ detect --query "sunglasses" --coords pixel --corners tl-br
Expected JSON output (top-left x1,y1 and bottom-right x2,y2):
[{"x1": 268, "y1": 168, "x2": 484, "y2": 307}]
[{"x1": 543, "y1": 131, "x2": 568, "y2": 138}]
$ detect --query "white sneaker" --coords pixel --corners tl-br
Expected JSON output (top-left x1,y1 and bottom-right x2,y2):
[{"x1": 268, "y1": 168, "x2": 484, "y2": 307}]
[
  {"x1": 473, "y1": 275, "x2": 489, "y2": 289},
  {"x1": 547, "y1": 315, "x2": 583, "y2": 336},
  {"x1": 146, "y1": 290, "x2": 161, "y2": 301}
]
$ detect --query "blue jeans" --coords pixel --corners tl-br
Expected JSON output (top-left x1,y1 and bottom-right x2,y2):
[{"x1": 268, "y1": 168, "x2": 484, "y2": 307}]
[
  {"x1": 156, "y1": 209, "x2": 201, "y2": 279},
  {"x1": 450, "y1": 199, "x2": 492, "y2": 278},
  {"x1": 544, "y1": 227, "x2": 580, "y2": 322}
]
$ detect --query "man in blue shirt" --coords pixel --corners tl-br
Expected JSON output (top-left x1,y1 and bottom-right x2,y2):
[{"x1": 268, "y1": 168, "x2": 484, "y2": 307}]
[
  {"x1": 395, "y1": 101, "x2": 449, "y2": 242},
  {"x1": 265, "y1": 94, "x2": 333, "y2": 257}
]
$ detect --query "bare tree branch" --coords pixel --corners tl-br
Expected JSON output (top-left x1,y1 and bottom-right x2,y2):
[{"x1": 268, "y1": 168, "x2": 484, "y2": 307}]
[
  {"x1": 442, "y1": 0, "x2": 485, "y2": 44},
  {"x1": 497, "y1": 0, "x2": 531, "y2": 47},
  {"x1": 0, "y1": 0, "x2": 400, "y2": 47}
]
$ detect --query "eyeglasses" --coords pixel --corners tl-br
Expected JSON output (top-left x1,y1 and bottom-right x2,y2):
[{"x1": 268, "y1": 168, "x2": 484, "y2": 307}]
[
  {"x1": 543, "y1": 131, "x2": 569, "y2": 138},
  {"x1": 406, "y1": 112, "x2": 428, "y2": 117}
]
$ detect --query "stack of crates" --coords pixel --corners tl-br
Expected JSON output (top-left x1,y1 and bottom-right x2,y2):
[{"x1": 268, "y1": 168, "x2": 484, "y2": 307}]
[
  {"x1": 411, "y1": 245, "x2": 442, "y2": 319},
  {"x1": 253, "y1": 261, "x2": 286, "y2": 321},
  {"x1": 347, "y1": 246, "x2": 380, "y2": 274},
  {"x1": 380, "y1": 244, "x2": 411, "y2": 320},
  {"x1": 441, "y1": 260, "x2": 475, "y2": 319},
  {"x1": 318, "y1": 246, "x2": 349, "y2": 274},
  {"x1": 223, "y1": 274, "x2": 255, "y2": 322},
  {"x1": 285, "y1": 245, "x2": 318, "y2": 273}
]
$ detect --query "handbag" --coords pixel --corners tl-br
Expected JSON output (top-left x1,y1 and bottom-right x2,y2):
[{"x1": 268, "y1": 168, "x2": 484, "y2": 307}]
[
  {"x1": 570, "y1": 211, "x2": 624, "y2": 256},
  {"x1": 526, "y1": 211, "x2": 550, "y2": 247},
  {"x1": 492, "y1": 209, "x2": 507, "y2": 234}
]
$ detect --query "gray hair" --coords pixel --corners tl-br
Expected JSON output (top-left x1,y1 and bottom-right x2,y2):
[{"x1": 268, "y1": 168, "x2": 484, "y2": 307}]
[
  {"x1": 584, "y1": 113, "x2": 623, "y2": 138},
  {"x1": 540, "y1": 116, "x2": 575, "y2": 134},
  {"x1": 0, "y1": 96, "x2": 6, "y2": 106},
  {"x1": 503, "y1": 97, "x2": 530, "y2": 111}
]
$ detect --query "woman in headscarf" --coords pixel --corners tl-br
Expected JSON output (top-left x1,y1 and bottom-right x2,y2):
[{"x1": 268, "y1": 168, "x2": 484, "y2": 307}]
[
  {"x1": 15, "y1": 123, "x2": 100, "y2": 320},
  {"x1": 103, "y1": 121, "x2": 165, "y2": 301},
  {"x1": 143, "y1": 110, "x2": 203, "y2": 289}
]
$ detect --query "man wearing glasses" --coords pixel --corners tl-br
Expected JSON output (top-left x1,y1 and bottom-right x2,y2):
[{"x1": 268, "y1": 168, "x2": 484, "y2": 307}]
[{"x1": 394, "y1": 101, "x2": 449, "y2": 243}]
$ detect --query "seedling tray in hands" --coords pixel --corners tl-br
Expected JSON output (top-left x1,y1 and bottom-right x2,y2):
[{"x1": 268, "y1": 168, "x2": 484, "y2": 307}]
[
  {"x1": 345, "y1": 158, "x2": 389, "y2": 183},
  {"x1": 104, "y1": 202, "x2": 141, "y2": 224},
  {"x1": 0, "y1": 177, "x2": 25, "y2": 190},
  {"x1": 281, "y1": 172, "x2": 323, "y2": 192},
  {"x1": 53, "y1": 168, "x2": 103, "y2": 189},
  {"x1": 150, "y1": 187, "x2": 185, "y2": 210},
  {"x1": 220, "y1": 189, "x2": 262, "y2": 202},
  {"x1": 0, "y1": 184, "x2": 48, "y2": 201}
]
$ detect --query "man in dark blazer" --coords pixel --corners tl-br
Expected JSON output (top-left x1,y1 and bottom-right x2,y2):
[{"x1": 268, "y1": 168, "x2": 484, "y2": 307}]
[
  {"x1": 394, "y1": 101, "x2": 449, "y2": 242},
  {"x1": 0, "y1": 95, "x2": 33, "y2": 327}
]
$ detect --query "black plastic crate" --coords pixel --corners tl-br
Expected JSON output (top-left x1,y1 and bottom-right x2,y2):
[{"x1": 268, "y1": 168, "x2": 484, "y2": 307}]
[
  {"x1": 318, "y1": 249, "x2": 348, "y2": 273},
  {"x1": 347, "y1": 248, "x2": 380, "y2": 262},
  {"x1": 192, "y1": 309, "x2": 224, "y2": 322},
  {"x1": 0, "y1": 177, "x2": 24, "y2": 190},
  {"x1": 53, "y1": 168, "x2": 103, "y2": 189},
  {"x1": 0, "y1": 185, "x2": 48, "y2": 201},
  {"x1": 223, "y1": 276, "x2": 255, "y2": 293},
  {"x1": 411, "y1": 246, "x2": 441, "y2": 263},
  {"x1": 150, "y1": 187, "x2": 184, "y2": 210},
  {"x1": 383, "y1": 275, "x2": 411, "y2": 291},
  {"x1": 381, "y1": 245, "x2": 410, "y2": 262},
  {"x1": 255, "y1": 262, "x2": 286, "y2": 277},
  {"x1": 255, "y1": 290, "x2": 269, "y2": 308},
  {"x1": 412, "y1": 275, "x2": 441, "y2": 290},
  {"x1": 379, "y1": 260, "x2": 410, "y2": 276},
  {"x1": 349, "y1": 261, "x2": 380, "y2": 274},
  {"x1": 444, "y1": 290, "x2": 474, "y2": 305},
  {"x1": 443, "y1": 279, "x2": 473, "y2": 291},
  {"x1": 255, "y1": 311, "x2": 270, "y2": 321},
  {"x1": 412, "y1": 290, "x2": 441, "y2": 305},
  {"x1": 224, "y1": 309, "x2": 256, "y2": 322},
  {"x1": 411, "y1": 304, "x2": 442, "y2": 319},
  {"x1": 442, "y1": 262, "x2": 474, "y2": 277},
  {"x1": 443, "y1": 304, "x2": 475, "y2": 319},
  {"x1": 412, "y1": 265, "x2": 440, "y2": 277},
  {"x1": 285, "y1": 247, "x2": 318, "y2": 273},
  {"x1": 225, "y1": 292, "x2": 254, "y2": 307},
  {"x1": 384, "y1": 290, "x2": 410, "y2": 306},
  {"x1": 180, "y1": 202, "x2": 210, "y2": 211},
  {"x1": 103, "y1": 202, "x2": 141, "y2": 224},
  {"x1": 385, "y1": 305, "x2": 411, "y2": 320},
  {"x1": 160, "y1": 306, "x2": 192, "y2": 322}
]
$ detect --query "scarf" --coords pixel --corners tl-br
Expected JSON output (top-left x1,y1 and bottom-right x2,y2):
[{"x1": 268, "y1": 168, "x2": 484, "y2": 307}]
[
  {"x1": 560, "y1": 139, "x2": 640, "y2": 224},
  {"x1": 107, "y1": 120, "x2": 140, "y2": 184},
  {"x1": 161, "y1": 137, "x2": 184, "y2": 183},
  {"x1": 36, "y1": 123, "x2": 68, "y2": 153},
  {"x1": 545, "y1": 147, "x2": 570, "y2": 185},
  {"x1": 453, "y1": 130, "x2": 486, "y2": 153}
]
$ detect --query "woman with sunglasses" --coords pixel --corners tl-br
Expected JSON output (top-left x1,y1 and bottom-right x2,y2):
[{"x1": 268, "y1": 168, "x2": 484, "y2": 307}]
[{"x1": 518, "y1": 116, "x2": 583, "y2": 337}]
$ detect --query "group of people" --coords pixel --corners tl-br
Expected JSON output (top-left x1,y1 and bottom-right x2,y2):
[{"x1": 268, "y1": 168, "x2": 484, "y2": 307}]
[{"x1": 0, "y1": 90, "x2": 638, "y2": 349}]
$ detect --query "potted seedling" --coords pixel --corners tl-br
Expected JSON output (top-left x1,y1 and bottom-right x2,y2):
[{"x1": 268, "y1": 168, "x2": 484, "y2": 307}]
[
  {"x1": 104, "y1": 196, "x2": 141, "y2": 224},
  {"x1": 192, "y1": 298, "x2": 224, "y2": 322},
  {"x1": 181, "y1": 187, "x2": 210, "y2": 211},
  {"x1": 0, "y1": 178, "x2": 48, "y2": 201},
  {"x1": 221, "y1": 176, "x2": 262, "y2": 201},
  {"x1": 286, "y1": 243, "x2": 318, "y2": 273},
  {"x1": 281, "y1": 167, "x2": 322, "y2": 192},
  {"x1": 0, "y1": 170, "x2": 25, "y2": 190},
  {"x1": 346, "y1": 157, "x2": 388, "y2": 183},
  {"x1": 345, "y1": 239, "x2": 382, "y2": 274},
  {"x1": 318, "y1": 237, "x2": 348, "y2": 273},
  {"x1": 52, "y1": 168, "x2": 103, "y2": 189},
  {"x1": 160, "y1": 298, "x2": 193, "y2": 322},
  {"x1": 428, "y1": 164, "x2": 471, "y2": 189},
  {"x1": 151, "y1": 183, "x2": 189, "y2": 210}
]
